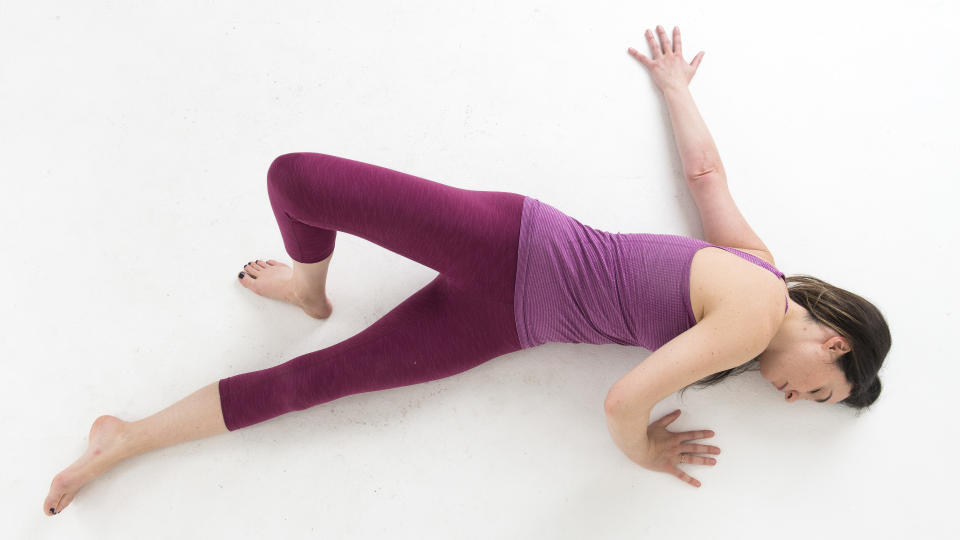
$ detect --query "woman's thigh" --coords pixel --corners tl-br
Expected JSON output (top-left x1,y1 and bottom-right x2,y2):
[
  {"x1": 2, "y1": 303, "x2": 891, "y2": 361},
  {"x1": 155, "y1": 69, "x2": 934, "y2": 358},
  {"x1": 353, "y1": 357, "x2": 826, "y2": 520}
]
[
  {"x1": 218, "y1": 274, "x2": 521, "y2": 431},
  {"x1": 266, "y1": 152, "x2": 526, "y2": 304}
]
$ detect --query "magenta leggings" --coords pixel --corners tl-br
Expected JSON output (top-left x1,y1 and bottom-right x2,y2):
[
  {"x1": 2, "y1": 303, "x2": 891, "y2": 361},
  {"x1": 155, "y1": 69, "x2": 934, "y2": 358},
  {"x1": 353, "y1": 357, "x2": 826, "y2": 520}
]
[{"x1": 218, "y1": 152, "x2": 526, "y2": 431}]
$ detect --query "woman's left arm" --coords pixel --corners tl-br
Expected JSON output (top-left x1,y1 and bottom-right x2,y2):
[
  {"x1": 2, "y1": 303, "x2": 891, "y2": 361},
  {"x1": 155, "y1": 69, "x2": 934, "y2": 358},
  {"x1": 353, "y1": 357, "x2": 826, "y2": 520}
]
[
  {"x1": 629, "y1": 25, "x2": 718, "y2": 180},
  {"x1": 662, "y1": 84, "x2": 724, "y2": 180},
  {"x1": 630, "y1": 26, "x2": 771, "y2": 254}
]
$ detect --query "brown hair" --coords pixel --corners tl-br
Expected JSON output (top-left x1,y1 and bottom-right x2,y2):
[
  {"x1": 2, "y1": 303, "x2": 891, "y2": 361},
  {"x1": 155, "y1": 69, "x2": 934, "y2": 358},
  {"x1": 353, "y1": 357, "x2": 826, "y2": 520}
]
[{"x1": 679, "y1": 274, "x2": 891, "y2": 413}]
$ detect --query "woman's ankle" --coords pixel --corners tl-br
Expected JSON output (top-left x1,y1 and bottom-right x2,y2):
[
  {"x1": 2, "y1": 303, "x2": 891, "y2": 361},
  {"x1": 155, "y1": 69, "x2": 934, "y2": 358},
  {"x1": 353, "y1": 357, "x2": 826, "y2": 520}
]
[{"x1": 290, "y1": 259, "x2": 330, "y2": 299}]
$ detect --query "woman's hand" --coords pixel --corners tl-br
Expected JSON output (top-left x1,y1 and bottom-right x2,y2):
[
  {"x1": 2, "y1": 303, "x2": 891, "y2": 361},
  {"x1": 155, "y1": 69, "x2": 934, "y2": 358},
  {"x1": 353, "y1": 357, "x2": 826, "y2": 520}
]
[
  {"x1": 641, "y1": 409, "x2": 721, "y2": 488},
  {"x1": 627, "y1": 25, "x2": 705, "y2": 92}
]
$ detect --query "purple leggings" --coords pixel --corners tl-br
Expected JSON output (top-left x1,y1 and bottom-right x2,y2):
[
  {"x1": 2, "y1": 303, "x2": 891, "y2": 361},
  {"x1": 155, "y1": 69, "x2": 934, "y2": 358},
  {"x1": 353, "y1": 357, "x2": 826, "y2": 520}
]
[{"x1": 218, "y1": 152, "x2": 526, "y2": 431}]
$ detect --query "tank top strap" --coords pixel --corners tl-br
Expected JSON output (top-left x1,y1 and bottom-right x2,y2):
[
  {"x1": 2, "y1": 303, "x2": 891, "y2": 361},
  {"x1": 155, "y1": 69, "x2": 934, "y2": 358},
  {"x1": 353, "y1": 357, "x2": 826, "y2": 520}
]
[
  {"x1": 712, "y1": 246, "x2": 785, "y2": 280},
  {"x1": 707, "y1": 244, "x2": 788, "y2": 314}
]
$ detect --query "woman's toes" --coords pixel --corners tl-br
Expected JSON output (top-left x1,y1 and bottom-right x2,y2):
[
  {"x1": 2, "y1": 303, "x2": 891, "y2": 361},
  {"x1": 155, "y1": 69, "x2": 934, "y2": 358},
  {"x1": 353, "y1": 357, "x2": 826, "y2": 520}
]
[
  {"x1": 44, "y1": 494, "x2": 63, "y2": 515},
  {"x1": 44, "y1": 477, "x2": 68, "y2": 515},
  {"x1": 43, "y1": 414, "x2": 129, "y2": 517},
  {"x1": 236, "y1": 257, "x2": 296, "y2": 303},
  {"x1": 44, "y1": 472, "x2": 80, "y2": 516},
  {"x1": 238, "y1": 265, "x2": 256, "y2": 282},
  {"x1": 44, "y1": 478, "x2": 64, "y2": 515}
]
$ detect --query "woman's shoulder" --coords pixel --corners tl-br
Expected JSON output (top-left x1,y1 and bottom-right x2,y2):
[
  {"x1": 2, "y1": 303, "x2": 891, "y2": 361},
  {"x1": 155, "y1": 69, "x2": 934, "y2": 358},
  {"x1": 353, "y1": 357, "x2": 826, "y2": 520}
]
[
  {"x1": 689, "y1": 246, "x2": 787, "y2": 325},
  {"x1": 730, "y1": 247, "x2": 777, "y2": 267}
]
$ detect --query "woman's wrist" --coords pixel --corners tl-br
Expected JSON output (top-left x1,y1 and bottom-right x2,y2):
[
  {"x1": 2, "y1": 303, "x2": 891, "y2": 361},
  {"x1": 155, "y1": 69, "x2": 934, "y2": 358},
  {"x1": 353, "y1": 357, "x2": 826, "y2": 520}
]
[{"x1": 660, "y1": 83, "x2": 691, "y2": 98}]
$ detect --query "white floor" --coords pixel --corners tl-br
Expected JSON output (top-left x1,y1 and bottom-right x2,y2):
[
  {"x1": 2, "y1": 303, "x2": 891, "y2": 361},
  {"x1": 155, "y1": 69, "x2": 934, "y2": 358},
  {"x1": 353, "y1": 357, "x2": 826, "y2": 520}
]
[{"x1": 4, "y1": 1, "x2": 956, "y2": 538}]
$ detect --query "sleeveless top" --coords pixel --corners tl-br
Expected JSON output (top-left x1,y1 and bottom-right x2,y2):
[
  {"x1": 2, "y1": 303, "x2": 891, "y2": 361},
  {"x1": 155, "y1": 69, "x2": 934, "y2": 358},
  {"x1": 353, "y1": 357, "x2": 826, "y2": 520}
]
[{"x1": 513, "y1": 196, "x2": 787, "y2": 351}]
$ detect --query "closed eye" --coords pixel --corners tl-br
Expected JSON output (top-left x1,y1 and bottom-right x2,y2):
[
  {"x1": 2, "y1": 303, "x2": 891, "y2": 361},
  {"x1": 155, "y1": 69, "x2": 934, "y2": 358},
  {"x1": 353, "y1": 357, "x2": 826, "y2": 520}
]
[{"x1": 816, "y1": 391, "x2": 833, "y2": 403}]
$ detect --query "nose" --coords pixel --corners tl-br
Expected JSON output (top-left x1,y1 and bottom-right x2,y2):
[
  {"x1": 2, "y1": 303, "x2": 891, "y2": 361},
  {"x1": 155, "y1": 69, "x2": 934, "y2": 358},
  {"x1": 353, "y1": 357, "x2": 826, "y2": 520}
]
[{"x1": 777, "y1": 382, "x2": 799, "y2": 402}]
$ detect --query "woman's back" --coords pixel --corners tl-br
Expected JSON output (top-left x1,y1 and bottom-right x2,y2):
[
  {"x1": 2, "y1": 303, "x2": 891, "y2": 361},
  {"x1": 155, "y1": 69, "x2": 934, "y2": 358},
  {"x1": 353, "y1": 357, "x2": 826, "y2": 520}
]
[{"x1": 513, "y1": 196, "x2": 788, "y2": 351}]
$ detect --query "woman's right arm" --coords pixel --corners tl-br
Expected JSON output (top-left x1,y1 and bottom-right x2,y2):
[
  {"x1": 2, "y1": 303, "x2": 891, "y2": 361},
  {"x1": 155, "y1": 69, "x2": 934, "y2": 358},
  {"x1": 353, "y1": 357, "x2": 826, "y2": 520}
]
[{"x1": 603, "y1": 279, "x2": 783, "y2": 487}]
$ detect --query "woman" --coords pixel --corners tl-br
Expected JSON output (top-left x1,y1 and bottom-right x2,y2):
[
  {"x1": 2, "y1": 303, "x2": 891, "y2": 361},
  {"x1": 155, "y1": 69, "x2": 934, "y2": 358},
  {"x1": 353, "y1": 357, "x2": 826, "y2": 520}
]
[{"x1": 43, "y1": 25, "x2": 890, "y2": 515}]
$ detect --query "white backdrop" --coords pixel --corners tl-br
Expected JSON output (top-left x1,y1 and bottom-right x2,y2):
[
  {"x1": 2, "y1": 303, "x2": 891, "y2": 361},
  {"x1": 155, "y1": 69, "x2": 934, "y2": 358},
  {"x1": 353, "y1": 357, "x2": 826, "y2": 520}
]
[{"x1": 3, "y1": 1, "x2": 956, "y2": 538}]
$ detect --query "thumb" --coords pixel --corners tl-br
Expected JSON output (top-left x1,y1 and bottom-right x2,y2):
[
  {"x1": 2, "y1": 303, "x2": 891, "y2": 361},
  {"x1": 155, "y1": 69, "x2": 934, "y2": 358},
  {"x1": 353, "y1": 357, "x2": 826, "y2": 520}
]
[
  {"x1": 690, "y1": 51, "x2": 705, "y2": 70},
  {"x1": 656, "y1": 409, "x2": 682, "y2": 426}
]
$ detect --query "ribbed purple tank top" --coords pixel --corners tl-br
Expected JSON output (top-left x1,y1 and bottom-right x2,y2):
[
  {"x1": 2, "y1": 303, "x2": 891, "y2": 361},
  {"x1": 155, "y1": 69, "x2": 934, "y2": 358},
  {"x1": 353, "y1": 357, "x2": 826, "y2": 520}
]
[{"x1": 513, "y1": 196, "x2": 787, "y2": 351}]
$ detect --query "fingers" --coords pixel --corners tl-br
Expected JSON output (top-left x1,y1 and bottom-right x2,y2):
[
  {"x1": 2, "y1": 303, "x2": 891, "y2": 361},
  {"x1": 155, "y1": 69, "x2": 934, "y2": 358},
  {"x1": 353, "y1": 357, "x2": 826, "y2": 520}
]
[
  {"x1": 680, "y1": 443, "x2": 721, "y2": 455},
  {"x1": 643, "y1": 25, "x2": 681, "y2": 60},
  {"x1": 670, "y1": 466, "x2": 702, "y2": 488},
  {"x1": 678, "y1": 451, "x2": 718, "y2": 466},
  {"x1": 676, "y1": 429, "x2": 715, "y2": 442},
  {"x1": 644, "y1": 29, "x2": 662, "y2": 59},
  {"x1": 627, "y1": 47, "x2": 650, "y2": 66},
  {"x1": 656, "y1": 25, "x2": 671, "y2": 55}
]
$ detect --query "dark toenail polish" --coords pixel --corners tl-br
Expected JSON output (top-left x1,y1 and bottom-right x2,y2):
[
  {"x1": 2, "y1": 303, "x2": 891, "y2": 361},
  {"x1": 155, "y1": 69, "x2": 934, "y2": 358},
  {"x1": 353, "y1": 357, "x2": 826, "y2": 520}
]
[
  {"x1": 50, "y1": 507, "x2": 54, "y2": 514},
  {"x1": 239, "y1": 272, "x2": 245, "y2": 278}
]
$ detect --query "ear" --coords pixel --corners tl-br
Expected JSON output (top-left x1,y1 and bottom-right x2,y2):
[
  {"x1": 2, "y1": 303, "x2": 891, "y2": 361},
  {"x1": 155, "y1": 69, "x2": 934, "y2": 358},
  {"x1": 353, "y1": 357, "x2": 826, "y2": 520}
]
[{"x1": 826, "y1": 336, "x2": 851, "y2": 355}]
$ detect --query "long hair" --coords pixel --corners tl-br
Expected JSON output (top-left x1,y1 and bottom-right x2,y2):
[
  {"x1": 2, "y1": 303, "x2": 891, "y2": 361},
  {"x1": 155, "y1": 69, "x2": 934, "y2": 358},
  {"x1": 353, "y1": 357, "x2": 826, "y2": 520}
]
[{"x1": 678, "y1": 275, "x2": 891, "y2": 413}]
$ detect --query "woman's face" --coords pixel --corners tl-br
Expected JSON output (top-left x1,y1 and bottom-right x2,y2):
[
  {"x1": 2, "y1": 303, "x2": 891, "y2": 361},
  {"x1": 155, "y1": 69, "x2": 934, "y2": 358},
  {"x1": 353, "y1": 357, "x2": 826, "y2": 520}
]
[{"x1": 758, "y1": 336, "x2": 854, "y2": 404}]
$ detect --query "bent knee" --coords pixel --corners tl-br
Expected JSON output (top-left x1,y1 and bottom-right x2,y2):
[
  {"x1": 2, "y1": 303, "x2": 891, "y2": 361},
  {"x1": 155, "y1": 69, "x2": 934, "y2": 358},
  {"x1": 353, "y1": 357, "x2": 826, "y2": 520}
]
[
  {"x1": 267, "y1": 152, "x2": 344, "y2": 191},
  {"x1": 267, "y1": 152, "x2": 308, "y2": 188}
]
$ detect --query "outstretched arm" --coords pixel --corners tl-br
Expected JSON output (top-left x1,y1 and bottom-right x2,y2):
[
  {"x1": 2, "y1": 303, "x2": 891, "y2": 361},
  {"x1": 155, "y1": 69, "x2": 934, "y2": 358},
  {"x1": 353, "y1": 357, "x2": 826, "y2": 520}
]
[
  {"x1": 629, "y1": 25, "x2": 717, "y2": 179},
  {"x1": 629, "y1": 26, "x2": 772, "y2": 255}
]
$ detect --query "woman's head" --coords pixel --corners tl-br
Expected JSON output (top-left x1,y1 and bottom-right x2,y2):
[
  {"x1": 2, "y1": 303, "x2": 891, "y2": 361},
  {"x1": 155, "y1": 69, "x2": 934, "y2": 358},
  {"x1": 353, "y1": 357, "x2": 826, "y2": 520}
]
[{"x1": 680, "y1": 274, "x2": 891, "y2": 413}]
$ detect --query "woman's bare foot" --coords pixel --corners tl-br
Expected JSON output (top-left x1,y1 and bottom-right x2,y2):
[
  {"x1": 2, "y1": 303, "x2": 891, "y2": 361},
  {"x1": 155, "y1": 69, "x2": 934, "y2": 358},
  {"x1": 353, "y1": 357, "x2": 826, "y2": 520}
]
[
  {"x1": 43, "y1": 415, "x2": 132, "y2": 516},
  {"x1": 237, "y1": 259, "x2": 332, "y2": 319}
]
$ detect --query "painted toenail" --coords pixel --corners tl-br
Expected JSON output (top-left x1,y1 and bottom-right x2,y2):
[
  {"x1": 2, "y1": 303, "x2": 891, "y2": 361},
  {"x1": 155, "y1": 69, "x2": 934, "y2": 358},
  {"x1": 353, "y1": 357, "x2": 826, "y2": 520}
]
[
  {"x1": 49, "y1": 507, "x2": 54, "y2": 513},
  {"x1": 239, "y1": 272, "x2": 245, "y2": 278}
]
